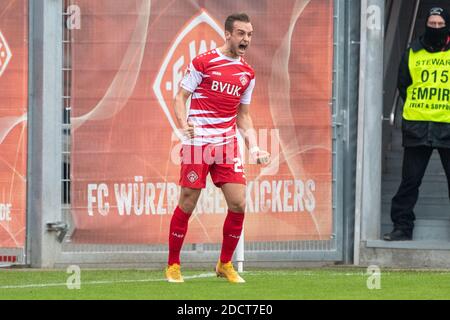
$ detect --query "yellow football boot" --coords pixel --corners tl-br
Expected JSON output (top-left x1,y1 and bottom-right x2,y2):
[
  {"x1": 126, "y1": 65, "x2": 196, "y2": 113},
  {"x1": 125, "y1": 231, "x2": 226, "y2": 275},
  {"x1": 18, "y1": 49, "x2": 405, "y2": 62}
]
[
  {"x1": 215, "y1": 261, "x2": 245, "y2": 283},
  {"x1": 165, "y1": 264, "x2": 184, "y2": 283}
]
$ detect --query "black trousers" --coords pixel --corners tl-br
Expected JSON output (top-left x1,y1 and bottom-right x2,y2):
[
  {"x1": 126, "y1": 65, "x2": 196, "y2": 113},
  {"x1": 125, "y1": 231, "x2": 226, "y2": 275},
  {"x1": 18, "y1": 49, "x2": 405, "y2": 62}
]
[{"x1": 390, "y1": 146, "x2": 450, "y2": 233}]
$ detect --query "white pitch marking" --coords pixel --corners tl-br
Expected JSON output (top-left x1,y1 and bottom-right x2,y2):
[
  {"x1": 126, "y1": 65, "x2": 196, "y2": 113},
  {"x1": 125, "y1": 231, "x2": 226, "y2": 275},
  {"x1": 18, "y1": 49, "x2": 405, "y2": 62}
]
[{"x1": 0, "y1": 272, "x2": 216, "y2": 289}]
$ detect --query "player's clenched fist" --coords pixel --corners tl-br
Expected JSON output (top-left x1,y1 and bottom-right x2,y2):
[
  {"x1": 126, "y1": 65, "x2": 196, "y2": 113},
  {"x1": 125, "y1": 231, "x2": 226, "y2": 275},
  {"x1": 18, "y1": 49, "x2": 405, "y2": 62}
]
[
  {"x1": 182, "y1": 121, "x2": 195, "y2": 139},
  {"x1": 250, "y1": 147, "x2": 271, "y2": 165}
]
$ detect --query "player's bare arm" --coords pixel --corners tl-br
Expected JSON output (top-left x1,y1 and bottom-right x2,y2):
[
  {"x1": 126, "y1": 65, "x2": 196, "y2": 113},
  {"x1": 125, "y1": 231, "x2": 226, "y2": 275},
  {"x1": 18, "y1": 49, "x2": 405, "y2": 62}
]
[
  {"x1": 173, "y1": 88, "x2": 195, "y2": 139},
  {"x1": 237, "y1": 103, "x2": 270, "y2": 165}
]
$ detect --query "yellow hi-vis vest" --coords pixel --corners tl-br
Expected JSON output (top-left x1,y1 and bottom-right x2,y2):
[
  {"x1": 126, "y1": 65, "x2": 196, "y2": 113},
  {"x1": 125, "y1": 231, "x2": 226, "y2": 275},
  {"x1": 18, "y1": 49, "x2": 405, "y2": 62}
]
[{"x1": 403, "y1": 48, "x2": 450, "y2": 123}]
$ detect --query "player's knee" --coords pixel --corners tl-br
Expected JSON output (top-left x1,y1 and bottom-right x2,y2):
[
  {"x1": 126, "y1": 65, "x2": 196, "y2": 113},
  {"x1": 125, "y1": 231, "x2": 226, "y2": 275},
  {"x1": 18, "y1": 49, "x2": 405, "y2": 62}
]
[
  {"x1": 179, "y1": 199, "x2": 197, "y2": 214},
  {"x1": 179, "y1": 191, "x2": 199, "y2": 213},
  {"x1": 228, "y1": 200, "x2": 246, "y2": 213}
]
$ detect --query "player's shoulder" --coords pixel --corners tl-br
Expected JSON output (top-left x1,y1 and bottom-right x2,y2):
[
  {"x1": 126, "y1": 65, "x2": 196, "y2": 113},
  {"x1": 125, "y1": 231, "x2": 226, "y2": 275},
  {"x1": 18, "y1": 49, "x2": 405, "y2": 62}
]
[
  {"x1": 191, "y1": 49, "x2": 219, "y2": 70},
  {"x1": 240, "y1": 57, "x2": 255, "y2": 78},
  {"x1": 193, "y1": 49, "x2": 219, "y2": 63}
]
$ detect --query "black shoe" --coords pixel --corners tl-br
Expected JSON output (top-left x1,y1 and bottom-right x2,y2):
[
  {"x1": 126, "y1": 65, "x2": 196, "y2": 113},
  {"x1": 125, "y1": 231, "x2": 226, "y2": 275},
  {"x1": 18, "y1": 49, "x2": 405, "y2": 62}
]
[{"x1": 383, "y1": 229, "x2": 412, "y2": 241}]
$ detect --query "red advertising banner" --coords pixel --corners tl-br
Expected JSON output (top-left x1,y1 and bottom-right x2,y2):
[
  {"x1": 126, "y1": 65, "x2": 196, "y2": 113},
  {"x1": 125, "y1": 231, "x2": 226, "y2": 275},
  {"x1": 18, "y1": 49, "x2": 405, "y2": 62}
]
[
  {"x1": 70, "y1": 0, "x2": 333, "y2": 244},
  {"x1": 0, "y1": 1, "x2": 28, "y2": 249}
]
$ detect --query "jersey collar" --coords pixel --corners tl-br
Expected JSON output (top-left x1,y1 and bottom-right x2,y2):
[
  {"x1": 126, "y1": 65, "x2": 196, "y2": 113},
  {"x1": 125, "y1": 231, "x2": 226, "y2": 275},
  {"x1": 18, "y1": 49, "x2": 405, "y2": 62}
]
[{"x1": 216, "y1": 48, "x2": 242, "y2": 62}]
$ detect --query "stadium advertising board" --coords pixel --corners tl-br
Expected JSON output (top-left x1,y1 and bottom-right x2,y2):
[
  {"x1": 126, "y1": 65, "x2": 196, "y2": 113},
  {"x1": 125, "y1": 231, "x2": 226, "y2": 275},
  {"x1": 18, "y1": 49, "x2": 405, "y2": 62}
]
[
  {"x1": 70, "y1": 0, "x2": 334, "y2": 244},
  {"x1": 0, "y1": 0, "x2": 28, "y2": 249}
]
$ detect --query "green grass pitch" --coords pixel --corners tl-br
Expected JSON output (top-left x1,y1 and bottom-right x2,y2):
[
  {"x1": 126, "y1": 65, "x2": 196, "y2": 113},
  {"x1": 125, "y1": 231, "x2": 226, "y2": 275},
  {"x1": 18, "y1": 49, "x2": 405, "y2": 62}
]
[{"x1": 0, "y1": 267, "x2": 449, "y2": 300}]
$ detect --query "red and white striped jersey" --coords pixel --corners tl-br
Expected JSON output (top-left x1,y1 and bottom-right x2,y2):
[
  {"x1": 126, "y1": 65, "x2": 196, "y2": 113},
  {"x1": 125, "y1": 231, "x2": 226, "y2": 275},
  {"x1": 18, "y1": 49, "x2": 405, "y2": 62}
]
[{"x1": 181, "y1": 48, "x2": 255, "y2": 146}]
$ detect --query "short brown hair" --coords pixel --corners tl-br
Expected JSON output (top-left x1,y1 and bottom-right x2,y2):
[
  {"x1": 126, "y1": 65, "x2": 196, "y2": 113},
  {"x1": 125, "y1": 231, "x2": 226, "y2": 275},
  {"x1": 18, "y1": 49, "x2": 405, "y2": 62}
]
[{"x1": 225, "y1": 13, "x2": 251, "y2": 33}]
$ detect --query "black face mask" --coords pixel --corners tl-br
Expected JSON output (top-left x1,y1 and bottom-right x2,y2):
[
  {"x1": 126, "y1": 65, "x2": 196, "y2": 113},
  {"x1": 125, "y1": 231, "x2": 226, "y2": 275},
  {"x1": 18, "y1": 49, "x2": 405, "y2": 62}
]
[{"x1": 424, "y1": 26, "x2": 449, "y2": 48}]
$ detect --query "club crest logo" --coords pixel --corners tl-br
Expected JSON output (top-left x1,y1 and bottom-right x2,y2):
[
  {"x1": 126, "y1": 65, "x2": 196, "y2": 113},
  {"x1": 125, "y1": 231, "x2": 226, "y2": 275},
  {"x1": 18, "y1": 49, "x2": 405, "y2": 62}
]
[
  {"x1": 153, "y1": 10, "x2": 224, "y2": 140},
  {"x1": 0, "y1": 30, "x2": 12, "y2": 77},
  {"x1": 240, "y1": 75, "x2": 249, "y2": 86},
  {"x1": 187, "y1": 171, "x2": 199, "y2": 183}
]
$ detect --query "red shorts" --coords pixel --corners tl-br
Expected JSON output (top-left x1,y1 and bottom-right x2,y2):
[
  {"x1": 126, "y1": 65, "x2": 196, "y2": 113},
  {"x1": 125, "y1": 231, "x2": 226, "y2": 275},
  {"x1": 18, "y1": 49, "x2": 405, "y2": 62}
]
[{"x1": 179, "y1": 142, "x2": 246, "y2": 189}]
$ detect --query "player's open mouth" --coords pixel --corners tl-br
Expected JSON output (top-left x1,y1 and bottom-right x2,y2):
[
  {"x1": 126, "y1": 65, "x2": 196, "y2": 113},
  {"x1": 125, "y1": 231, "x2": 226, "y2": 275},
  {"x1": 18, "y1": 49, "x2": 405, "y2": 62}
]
[{"x1": 239, "y1": 44, "x2": 248, "y2": 51}]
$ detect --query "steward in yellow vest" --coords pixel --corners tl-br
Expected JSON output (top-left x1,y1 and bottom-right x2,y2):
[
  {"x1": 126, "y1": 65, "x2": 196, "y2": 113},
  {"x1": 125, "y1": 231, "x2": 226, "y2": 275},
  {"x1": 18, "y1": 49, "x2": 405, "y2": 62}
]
[
  {"x1": 384, "y1": 7, "x2": 450, "y2": 242},
  {"x1": 398, "y1": 18, "x2": 450, "y2": 148}
]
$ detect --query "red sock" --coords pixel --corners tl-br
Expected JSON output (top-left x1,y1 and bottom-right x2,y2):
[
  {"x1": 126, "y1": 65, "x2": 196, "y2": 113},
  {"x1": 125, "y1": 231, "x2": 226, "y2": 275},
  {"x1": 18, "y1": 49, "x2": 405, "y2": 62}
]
[
  {"x1": 220, "y1": 210, "x2": 245, "y2": 263},
  {"x1": 168, "y1": 206, "x2": 191, "y2": 265}
]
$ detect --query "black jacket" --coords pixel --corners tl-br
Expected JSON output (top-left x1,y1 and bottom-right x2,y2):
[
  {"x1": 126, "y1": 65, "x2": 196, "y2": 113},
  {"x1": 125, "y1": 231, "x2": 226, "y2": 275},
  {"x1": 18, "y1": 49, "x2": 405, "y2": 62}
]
[{"x1": 398, "y1": 36, "x2": 450, "y2": 148}]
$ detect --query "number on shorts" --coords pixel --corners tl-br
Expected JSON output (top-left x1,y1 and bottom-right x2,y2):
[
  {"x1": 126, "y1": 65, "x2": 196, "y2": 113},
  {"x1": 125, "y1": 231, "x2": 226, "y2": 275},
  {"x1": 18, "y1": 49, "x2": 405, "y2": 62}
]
[{"x1": 233, "y1": 158, "x2": 243, "y2": 173}]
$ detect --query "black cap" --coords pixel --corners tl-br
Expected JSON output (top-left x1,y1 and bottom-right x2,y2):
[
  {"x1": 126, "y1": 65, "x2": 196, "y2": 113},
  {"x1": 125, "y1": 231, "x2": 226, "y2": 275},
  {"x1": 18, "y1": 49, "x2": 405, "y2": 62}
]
[{"x1": 428, "y1": 7, "x2": 450, "y2": 27}]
